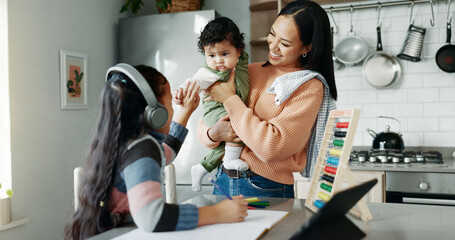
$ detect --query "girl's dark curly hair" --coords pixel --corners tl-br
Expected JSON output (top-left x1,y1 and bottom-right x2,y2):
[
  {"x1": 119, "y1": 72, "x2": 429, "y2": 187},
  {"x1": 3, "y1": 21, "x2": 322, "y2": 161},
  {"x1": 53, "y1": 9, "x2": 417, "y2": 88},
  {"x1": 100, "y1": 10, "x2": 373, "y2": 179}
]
[{"x1": 197, "y1": 16, "x2": 245, "y2": 54}]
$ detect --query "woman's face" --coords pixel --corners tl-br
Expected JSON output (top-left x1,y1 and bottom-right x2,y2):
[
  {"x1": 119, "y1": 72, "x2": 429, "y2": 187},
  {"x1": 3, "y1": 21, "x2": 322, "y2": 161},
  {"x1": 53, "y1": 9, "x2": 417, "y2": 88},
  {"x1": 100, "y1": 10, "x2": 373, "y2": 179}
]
[
  {"x1": 267, "y1": 15, "x2": 311, "y2": 68},
  {"x1": 156, "y1": 82, "x2": 173, "y2": 134}
]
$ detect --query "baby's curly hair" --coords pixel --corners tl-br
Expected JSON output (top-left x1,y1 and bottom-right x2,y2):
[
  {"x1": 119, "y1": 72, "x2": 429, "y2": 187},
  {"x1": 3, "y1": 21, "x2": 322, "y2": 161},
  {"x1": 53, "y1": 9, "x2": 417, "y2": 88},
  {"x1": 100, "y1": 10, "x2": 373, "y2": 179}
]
[{"x1": 197, "y1": 17, "x2": 245, "y2": 54}]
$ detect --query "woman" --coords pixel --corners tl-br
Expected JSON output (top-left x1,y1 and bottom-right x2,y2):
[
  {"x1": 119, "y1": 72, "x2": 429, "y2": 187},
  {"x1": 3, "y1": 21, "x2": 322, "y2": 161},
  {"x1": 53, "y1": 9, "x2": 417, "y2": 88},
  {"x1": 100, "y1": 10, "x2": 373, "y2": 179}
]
[
  {"x1": 65, "y1": 64, "x2": 247, "y2": 239},
  {"x1": 199, "y1": 0, "x2": 337, "y2": 198}
]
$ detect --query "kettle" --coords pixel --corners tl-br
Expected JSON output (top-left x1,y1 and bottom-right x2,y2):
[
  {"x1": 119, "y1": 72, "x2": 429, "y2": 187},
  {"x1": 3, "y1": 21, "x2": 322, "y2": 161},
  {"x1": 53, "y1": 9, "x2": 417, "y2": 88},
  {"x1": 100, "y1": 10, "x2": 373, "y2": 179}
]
[{"x1": 366, "y1": 116, "x2": 404, "y2": 150}]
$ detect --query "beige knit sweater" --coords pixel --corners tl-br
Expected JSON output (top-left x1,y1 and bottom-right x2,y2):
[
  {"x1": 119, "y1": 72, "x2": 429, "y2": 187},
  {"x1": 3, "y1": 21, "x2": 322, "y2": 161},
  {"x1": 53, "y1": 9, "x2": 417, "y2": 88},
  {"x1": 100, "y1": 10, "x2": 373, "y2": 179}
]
[{"x1": 197, "y1": 62, "x2": 323, "y2": 185}]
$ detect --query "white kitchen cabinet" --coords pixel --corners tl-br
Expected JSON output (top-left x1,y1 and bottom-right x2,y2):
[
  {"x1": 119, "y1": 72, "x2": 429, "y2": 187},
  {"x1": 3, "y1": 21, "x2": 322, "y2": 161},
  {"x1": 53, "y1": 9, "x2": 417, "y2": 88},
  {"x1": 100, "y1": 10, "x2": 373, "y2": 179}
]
[{"x1": 351, "y1": 170, "x2": 385, "y2": 203}]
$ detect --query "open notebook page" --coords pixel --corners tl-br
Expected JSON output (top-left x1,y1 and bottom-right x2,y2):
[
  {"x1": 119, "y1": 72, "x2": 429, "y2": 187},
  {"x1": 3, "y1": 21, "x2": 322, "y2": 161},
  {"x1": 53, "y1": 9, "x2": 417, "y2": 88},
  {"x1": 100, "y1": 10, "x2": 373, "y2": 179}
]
[{"x1": 112, "y1": 210, "x2": 289, "y2": 240}]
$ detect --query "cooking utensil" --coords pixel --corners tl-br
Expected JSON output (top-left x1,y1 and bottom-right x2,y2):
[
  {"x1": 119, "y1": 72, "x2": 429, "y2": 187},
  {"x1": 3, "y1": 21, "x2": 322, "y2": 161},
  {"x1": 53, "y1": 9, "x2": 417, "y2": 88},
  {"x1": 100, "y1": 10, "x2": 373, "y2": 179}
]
[
  {"x1": 436, "y1": 22, "x2": 455, "y2": 72},
  {"x1": 366, "y1": 116, "x2": 404, "y2": 150},
  {"x1": 331, "y1": 27, "x2": 342, "y2": 70},
  {"x1": 363, "y1": 25, "x2": 402, "y2": 88},
  {"x1": 397, "y1": 24, "x2": 426, "y2": 62},
  {"x1": 435, "y1": 1, "x2": 455, "y2": 73},
  {"x1": 334, "y1": 7, "x2": 369, "y2": 66},
  {"x1": 397, "y1": 2, "x2": 426, "y2": 62}
]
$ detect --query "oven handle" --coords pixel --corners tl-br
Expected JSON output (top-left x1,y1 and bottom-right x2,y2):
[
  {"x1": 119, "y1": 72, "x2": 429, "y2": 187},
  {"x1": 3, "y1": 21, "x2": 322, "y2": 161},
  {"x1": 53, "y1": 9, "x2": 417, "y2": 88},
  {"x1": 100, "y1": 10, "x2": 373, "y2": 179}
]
[{"x1": 403, "y1": 197, "x2": 455, "y2": 206}]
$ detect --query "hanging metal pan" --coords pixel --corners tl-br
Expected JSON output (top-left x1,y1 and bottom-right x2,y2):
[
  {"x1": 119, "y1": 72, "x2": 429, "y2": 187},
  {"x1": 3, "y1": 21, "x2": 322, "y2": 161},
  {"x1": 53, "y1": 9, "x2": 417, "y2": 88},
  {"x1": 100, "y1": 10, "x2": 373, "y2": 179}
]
[
  {"x1": 334, "y1": 7, "x2": 369, "y2": 67},
  {"x1": 334, "y1": 33, "x2": 368, "y2": 67},
  {"x1": 436, "y1": 22, "x2": 455, "y2": 73},
  {"x1": 363, "y1": 26, "x2": 402, "y2": 89}
]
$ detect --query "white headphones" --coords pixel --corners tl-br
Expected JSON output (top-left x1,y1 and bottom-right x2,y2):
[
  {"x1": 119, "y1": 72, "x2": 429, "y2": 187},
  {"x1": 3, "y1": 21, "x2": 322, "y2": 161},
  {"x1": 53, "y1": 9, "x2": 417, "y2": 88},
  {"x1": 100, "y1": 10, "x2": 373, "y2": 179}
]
[{"x1": 106, "y1": 63, "x2": 168, "y2": 129}]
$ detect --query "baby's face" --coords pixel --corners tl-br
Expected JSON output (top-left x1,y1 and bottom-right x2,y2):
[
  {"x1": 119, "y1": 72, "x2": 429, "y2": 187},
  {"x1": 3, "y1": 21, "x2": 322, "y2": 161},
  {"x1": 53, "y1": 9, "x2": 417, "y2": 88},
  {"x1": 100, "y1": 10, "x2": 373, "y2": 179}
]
[{"x1": 204, "y1": 40, "x2": 241, "y2": 72}]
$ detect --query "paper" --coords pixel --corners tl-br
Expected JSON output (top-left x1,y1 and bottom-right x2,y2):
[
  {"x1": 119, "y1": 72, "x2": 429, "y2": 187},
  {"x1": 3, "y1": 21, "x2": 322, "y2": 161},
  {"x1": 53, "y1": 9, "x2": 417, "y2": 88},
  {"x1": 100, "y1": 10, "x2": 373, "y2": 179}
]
[{"x1": 112, "y1": 210, "x2": 289, "y2": 240}]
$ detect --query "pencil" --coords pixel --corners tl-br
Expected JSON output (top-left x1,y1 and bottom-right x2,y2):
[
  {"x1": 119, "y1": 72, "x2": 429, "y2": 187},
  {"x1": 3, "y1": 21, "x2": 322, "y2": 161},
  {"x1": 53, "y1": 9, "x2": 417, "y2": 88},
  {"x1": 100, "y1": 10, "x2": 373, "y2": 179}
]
[
  {"x1": 248, "y1": 201, "x2": 270, "y2": 206},
  {"x1": 248, "y1": 204, "x2": 266, "y2": 208},
  {"x1": 244, "y1": 197, "x2": 259, "y2": 202},
  {"x1": 209, "y1": 178, "x2": 232, "y2": 200}
]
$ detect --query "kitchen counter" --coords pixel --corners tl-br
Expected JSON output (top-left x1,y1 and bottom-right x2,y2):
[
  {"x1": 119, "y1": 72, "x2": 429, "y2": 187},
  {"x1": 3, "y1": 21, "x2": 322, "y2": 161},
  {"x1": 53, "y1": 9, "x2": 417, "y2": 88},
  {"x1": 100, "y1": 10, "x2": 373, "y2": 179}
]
[
  {"x1": 349, "y1": 159, "x2": 455, "y2": 173},
  {"x1": 89, "y1": 195, "x2": 455, "y2": 240}
]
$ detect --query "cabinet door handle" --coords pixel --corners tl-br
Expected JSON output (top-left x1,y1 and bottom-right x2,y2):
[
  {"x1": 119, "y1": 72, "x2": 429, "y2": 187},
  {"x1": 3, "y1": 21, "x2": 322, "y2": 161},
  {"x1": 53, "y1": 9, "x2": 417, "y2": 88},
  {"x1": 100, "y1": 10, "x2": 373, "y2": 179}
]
[{"x1": 402, "y1": 197, "x2": 455, "y2": 206}]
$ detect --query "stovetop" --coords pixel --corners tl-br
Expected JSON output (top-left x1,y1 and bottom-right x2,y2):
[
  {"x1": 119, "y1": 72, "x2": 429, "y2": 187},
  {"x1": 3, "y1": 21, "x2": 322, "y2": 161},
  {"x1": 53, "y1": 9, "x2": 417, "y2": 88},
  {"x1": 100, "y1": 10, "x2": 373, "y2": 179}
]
[{"x1": 349, "y1": 149, "x2": 449, "y2": 169}]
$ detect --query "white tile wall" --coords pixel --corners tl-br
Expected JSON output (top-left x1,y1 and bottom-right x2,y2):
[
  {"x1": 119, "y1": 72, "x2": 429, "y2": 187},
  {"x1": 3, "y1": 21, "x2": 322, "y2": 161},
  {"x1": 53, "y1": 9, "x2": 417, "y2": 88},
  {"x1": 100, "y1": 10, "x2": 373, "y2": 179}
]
[{"x1": 327, "y1": 0, "x2": 455, "y2": 147}]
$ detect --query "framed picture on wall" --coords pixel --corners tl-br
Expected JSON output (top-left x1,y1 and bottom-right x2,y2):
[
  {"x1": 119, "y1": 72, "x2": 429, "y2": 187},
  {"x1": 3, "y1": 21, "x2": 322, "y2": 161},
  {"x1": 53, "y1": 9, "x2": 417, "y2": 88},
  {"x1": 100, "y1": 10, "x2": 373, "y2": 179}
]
[{"x1": 60, "y1": 49, "x2": 88, "y2": 110}]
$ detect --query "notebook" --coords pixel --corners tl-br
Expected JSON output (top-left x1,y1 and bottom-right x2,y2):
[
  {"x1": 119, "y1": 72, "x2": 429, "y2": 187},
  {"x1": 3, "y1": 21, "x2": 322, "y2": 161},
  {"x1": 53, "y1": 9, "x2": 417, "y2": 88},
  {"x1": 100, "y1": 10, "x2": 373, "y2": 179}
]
[
  {"x1": 290, "y1": 178, "x2": 378, "y2": 240},
  {"x1": 112, "y1": 209, "x2": 289, "y2": 240}
]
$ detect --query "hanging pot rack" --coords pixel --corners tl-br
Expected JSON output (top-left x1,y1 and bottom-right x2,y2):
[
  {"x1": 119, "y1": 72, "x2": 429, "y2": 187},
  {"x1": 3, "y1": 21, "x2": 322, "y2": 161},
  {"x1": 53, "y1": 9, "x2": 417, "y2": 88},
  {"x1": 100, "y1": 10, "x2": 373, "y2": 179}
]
[
  {"x1": 325, "y1": 0, "x2": 450, "y2": 33},
  {"x1": 324, "y1": 0, "x2": 445, "y2": 12}
]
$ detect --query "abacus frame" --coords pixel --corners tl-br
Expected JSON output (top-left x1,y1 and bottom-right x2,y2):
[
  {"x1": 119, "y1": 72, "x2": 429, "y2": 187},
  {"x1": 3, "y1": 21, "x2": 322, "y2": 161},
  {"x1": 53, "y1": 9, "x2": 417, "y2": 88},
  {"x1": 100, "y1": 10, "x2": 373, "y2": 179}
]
[{"x1": 304, "y1": 109, "x2": 372, "y2": 222}]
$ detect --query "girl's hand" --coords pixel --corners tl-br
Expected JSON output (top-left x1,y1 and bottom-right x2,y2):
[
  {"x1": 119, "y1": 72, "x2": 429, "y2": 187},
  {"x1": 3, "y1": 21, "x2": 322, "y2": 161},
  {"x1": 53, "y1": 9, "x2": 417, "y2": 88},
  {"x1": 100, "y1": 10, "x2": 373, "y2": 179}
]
[
  {"x1": 208, "y1": 115, "x2": 241, "y2": 143},
  {"x1": 213, "y1": 195, "x2": 248, "y2": 223},
  {"x1": 179, "y1": 81, "x2": 200, "y2": 115},
  {"x1": 198, "y1": 195, "x2": 248, "y2": 226},
  {"x1": 204, "y1": 69, "x2": 236, "y2": 103}
]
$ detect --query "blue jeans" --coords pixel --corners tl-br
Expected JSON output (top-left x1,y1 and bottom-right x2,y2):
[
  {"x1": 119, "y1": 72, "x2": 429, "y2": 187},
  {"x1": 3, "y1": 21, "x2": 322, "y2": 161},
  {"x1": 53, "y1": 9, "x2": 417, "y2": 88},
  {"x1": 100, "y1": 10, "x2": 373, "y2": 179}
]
[{"x1": 213, "y1": 167, "x2": 295, "y2": 198}]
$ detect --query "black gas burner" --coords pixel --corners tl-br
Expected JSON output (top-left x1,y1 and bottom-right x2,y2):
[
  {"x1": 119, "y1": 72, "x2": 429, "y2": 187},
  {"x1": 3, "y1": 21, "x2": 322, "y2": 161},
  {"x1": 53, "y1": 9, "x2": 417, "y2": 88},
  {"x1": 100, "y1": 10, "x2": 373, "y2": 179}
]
[{"x1": 350, "y1": 149, "x2": 443, "y2": 164}]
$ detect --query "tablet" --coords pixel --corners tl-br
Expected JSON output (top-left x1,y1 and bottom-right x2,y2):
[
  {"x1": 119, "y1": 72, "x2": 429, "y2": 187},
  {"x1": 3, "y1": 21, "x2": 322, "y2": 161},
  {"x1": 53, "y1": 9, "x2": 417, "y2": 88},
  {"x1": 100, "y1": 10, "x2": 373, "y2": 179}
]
[{"x1": 290, "y1": 178, "x2": 378, "y2": 240}]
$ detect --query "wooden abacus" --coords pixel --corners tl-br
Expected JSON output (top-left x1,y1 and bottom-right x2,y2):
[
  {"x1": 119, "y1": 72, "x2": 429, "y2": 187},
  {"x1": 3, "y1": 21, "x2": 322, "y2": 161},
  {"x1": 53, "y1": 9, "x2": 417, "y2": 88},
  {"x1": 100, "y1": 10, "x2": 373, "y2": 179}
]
[{"x1": 304, "y1": 108, "x2": 372, "y2": 222}]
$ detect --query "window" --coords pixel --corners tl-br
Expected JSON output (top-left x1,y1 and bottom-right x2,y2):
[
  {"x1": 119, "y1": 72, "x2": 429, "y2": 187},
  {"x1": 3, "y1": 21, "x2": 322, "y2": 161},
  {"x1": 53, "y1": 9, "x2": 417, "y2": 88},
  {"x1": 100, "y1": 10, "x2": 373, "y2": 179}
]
[{"x1": 0, "y1": 0, "x2": 11, "y2": 192}]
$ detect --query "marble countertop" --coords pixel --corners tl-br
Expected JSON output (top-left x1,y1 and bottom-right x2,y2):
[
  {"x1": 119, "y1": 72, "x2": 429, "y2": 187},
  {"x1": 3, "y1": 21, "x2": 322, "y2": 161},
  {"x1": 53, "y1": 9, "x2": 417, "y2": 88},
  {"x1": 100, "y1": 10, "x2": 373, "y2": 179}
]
[
  {"x1": 89, "y1": 195, "x2": 455, "y2": 240},
  {"x1": 349, "y1": 159, "x2": 455, "y2": 173}
]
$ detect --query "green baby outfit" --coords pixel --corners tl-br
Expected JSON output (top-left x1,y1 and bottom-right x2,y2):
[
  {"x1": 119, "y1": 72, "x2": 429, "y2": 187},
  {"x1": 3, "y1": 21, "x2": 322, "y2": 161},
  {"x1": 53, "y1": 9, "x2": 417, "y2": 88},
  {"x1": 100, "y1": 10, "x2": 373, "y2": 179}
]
[{"x1": 201, "y1": 51, "x2": 249, "y2": 172}]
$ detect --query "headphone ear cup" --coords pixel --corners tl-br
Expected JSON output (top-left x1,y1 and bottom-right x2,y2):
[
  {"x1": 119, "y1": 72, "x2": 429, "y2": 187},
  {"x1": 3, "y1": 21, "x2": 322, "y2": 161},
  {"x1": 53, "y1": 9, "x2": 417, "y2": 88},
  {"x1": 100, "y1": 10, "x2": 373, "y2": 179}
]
[{"x1": 144, "y1": 105, "x2": 168, "y2": 129}]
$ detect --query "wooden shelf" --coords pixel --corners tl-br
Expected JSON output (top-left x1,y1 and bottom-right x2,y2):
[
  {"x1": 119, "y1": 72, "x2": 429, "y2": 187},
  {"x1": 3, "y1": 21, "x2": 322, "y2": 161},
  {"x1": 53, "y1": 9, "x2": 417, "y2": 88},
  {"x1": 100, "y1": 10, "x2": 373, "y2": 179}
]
[
  {"x1": 250, "y1": 0, "x2": 278, "y2": 12},
  {"x1": 250, "y1": 37, "x2": 268, "y2": 46}
]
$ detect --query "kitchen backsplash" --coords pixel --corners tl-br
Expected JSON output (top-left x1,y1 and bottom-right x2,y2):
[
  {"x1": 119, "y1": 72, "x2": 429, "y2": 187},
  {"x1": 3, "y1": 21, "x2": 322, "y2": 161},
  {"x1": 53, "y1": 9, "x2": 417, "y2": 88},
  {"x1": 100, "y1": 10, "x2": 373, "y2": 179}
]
[{"x1": 325, "y1": 1, "x2": 455, "y2": 147}]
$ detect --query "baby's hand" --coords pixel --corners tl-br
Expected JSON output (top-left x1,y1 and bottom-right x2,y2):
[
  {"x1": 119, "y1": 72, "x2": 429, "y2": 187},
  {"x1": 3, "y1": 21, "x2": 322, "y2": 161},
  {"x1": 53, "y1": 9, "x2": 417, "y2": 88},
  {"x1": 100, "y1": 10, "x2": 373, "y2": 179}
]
[
  {"x1": 172, "y1": 88, "x2": 184, "y2": 106},
  {"x1": 180, "y1": 81, "x2": 200, "y2": 115}
]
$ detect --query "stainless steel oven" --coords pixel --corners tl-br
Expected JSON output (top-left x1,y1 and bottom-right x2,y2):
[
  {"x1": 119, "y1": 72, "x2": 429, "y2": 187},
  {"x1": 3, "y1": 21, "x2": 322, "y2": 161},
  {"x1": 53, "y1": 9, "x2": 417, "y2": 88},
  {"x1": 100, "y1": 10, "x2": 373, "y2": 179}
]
[
  {"x1": 386, "y1": 172, "x2": 455, "y2": 206},
  {"x1": 350, "y1": 148, "x2": 455, "y2": 206}
]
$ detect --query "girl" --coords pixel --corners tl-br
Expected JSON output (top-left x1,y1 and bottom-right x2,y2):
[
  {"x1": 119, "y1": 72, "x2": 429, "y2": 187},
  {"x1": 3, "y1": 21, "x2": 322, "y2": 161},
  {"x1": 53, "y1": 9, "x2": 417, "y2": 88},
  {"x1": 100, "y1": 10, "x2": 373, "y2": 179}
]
[{"x1": 65, "y1": 64, "x2": 247, "y2": 239}]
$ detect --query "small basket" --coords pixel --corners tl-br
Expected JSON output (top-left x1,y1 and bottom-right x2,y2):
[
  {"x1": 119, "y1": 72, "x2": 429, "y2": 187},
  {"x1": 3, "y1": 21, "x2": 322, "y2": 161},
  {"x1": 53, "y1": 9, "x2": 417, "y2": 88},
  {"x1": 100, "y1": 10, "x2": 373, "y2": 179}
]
[{"x1": 158, "y1": 0, "x2": 202, "y2": 13}]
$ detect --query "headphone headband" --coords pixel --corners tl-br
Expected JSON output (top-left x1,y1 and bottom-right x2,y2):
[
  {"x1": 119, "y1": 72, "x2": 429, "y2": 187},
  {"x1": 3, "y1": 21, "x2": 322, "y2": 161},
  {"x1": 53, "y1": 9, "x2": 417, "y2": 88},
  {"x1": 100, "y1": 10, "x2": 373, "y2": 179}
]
[
  {"x1": 105, "y1": 63, "x2": 168, "y2": 129},
  {"x1": 106, "y1": 63, "x2": 159, "y2": 108}
]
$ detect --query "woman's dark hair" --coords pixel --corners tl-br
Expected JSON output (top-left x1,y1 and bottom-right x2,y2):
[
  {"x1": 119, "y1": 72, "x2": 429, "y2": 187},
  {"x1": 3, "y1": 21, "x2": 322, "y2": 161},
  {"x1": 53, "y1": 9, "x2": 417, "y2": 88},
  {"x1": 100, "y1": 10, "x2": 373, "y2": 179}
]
[
  {"x1": 269, "y1": 0, "x2": 337, "y2": 100},
  {"x1": 197, "y1": 16, "x2": 245, "y2": 54},
  {"x1": 64, "y1": 65, "x2": 168, "y2": 240}
]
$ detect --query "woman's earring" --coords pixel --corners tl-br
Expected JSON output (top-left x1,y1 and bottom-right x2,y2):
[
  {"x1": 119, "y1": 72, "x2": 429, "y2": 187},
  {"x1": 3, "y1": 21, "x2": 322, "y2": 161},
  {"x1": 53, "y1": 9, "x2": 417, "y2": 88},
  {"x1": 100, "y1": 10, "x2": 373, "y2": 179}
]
[{"x1": 302, "y1": 52, "x2": 307, "y2": 58}]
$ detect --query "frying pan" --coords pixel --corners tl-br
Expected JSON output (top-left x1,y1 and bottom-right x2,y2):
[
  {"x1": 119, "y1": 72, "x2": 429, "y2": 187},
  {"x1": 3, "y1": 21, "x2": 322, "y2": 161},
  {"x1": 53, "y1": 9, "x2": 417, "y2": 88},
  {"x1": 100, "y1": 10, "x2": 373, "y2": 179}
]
[
  {"x1": 436, "y1": 22, "x2": 455, "y2": 73},
  {"x1": 363, "y1": 26, "x2": 402, "y2": 89}
]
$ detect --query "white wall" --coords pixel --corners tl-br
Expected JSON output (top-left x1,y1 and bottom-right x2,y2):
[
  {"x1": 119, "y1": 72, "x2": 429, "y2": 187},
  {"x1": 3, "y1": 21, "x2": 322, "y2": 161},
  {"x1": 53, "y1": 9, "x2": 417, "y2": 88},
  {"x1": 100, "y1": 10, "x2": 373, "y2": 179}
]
[
  {"x1": 4, "y1": 0, "x2": 124, "y2": 239},
  {"x1": 327, "y1": 1, "x2": 455, "y2": 148}
]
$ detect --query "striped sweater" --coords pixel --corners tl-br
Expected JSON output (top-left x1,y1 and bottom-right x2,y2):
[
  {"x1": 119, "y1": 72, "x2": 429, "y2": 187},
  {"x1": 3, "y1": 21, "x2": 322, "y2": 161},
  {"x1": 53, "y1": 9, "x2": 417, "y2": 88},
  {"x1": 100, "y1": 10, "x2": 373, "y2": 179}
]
[
  {"x1": 110, "y1": 121, "x2": 198, "y2": 231},
  {"x1": 198, "y1": 62, "x2": 323, "y2": 185}
]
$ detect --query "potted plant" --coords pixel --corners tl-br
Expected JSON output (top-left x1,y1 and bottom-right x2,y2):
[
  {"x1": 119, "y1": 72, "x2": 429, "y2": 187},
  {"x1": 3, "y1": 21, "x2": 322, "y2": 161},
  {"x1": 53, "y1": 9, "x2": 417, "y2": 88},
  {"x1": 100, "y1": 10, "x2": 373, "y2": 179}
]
[
  {"x1": 0, "y1": 182, "x2": 13, "y2": 225},
  {"x1": 120, "y1": 0, "x2": 205, "y2": 15}
]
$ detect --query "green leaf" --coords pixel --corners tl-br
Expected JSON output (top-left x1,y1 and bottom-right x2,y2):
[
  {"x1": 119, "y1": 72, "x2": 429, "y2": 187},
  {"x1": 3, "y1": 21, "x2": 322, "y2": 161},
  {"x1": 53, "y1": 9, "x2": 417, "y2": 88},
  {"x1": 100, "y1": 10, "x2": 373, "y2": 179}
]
[{"x1": 6, "y1": 189, "x2": 13, "y2": 198}]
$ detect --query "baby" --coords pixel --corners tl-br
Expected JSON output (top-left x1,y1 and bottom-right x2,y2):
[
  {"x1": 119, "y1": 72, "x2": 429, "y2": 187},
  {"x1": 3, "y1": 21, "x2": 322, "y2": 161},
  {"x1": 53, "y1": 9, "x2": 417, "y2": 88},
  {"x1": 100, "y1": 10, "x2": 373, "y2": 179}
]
[{"x1": 174, "y1": 17, "x2": 249, "y2": 192}]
